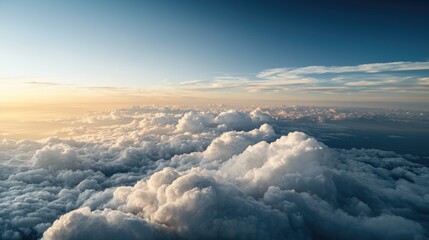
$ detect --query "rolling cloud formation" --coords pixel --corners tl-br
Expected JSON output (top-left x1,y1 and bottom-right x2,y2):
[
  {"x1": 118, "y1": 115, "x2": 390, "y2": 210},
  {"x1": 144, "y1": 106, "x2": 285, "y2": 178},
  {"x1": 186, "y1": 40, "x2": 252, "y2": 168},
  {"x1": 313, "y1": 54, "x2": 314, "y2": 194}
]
[{"x1": 0, "y1": 106, "x2": 428, "y2": 240}]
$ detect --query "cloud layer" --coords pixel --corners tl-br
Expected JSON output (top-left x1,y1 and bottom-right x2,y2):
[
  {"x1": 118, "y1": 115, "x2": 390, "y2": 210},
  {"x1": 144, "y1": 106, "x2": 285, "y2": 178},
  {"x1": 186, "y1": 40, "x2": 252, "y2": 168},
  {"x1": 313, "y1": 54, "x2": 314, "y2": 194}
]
[
  {"x1": 0, "y1": 106, "x2": 428, "y2": 240},
  {"x1": 178, "y1": 61, "x2": 429, "y2": 95}
]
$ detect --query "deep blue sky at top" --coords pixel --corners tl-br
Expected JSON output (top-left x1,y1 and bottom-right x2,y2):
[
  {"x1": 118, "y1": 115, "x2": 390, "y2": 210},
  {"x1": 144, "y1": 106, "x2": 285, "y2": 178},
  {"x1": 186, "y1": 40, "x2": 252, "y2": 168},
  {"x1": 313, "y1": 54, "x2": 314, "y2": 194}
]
[{"x1": 1, "y1": 0, "x2": 428, "y2": 86}]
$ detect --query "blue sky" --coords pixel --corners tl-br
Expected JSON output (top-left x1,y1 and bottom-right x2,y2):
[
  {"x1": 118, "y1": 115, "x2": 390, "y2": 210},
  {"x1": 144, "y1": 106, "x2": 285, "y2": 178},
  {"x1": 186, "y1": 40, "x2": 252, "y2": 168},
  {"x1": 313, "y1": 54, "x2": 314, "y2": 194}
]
[{"x1": 0, "y1": 0, "x2": 428, "y2": 107}]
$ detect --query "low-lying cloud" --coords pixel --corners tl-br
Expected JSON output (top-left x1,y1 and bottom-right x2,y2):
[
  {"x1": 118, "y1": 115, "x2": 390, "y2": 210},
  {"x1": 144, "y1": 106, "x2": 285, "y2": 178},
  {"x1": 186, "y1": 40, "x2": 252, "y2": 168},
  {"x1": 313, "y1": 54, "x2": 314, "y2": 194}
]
[{"x1": 0, "y1": 106, "x2": 428, "y2": 240}]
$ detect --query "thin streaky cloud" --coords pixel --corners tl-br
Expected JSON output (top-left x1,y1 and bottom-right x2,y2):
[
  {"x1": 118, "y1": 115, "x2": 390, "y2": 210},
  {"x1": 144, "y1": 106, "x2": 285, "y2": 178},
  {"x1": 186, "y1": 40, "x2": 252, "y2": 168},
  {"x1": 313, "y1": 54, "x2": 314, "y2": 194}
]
[
  {"x1": 179, "y1": 80, "x2": 208, "y2": 85},
  {"x1": 344, "y1": 80, "x2": 399, "y2": 86},
  {"x1": 175, "y1": 61, "x2": 429, "y2": 95},
  {"x1": 258, "y1": 61, "x2": 429, "y2": 79},
  {"x1": 418, "y1": 77, "x2": 429, "y2": 85},
  {"x1": 24, "y1": 81, "x2": 60, "y2": 86}
]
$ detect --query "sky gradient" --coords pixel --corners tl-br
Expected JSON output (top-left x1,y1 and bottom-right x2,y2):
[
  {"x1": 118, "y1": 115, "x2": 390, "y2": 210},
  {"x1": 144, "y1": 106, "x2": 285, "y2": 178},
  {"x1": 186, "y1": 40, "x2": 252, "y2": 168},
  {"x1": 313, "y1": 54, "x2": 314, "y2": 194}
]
[
  {"x1": 1, "y1": 0, "x2": 429, "y2": 108},
  {"x1": 1, "y1": 2, "x2": 429, "y2": 239}
]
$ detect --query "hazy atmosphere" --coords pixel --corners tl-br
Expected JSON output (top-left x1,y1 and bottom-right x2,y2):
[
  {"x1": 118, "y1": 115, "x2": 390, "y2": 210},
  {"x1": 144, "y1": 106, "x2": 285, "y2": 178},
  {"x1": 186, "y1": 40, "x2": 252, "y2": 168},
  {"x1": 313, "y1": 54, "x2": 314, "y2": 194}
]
[{"x1": 0, "y1": 1, "x2": 428, "y2": 239}]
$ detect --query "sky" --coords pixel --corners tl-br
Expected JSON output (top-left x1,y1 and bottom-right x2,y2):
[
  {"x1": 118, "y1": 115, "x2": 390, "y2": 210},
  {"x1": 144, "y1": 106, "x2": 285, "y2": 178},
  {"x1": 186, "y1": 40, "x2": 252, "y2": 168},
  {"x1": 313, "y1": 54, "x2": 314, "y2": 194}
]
[
  {"x1": 1, "y1": 2, "x2": 429, "y2": 239},
  {"x1": 1, "y1": 0, "x2": 429, "y2": 108}
]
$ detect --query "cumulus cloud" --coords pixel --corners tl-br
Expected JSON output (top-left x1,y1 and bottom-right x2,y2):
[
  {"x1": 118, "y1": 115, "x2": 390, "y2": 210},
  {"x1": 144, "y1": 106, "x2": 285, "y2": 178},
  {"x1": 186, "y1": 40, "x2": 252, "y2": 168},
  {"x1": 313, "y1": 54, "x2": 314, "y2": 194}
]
[
  {"x1": 44, "y1": 131, "x2": 428, "y2": 240},
  {"x1": 175, "y1": 111, "x2": 216, "y2": 133},
  {"x1": 203, "y1": 123, "x2": 275, "y2": 162},
  {"x1": 0, "y1": 106, "x2": 428, "y2": 240},
  {"x1": 43, "y1": 207, "x2": 172, "y2": 240},
  {"x1": 32, "y1": 144, "x2": 81, "y2": 172}
]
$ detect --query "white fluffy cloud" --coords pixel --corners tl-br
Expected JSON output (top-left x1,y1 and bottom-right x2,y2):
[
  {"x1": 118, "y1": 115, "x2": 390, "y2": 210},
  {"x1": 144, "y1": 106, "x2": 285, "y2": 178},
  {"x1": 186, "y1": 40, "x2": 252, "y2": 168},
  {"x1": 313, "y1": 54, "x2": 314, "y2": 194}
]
[
  {"x1": 203, "y1": 123, "x2": 275, "y2": 162},
  {"x1": 32, "y1": 144, "x2": 81, "y2": 171},
  {"x1": 43, "y1": 207, "x2": 172, "y2": 240},
  {"x1": 0, "y1": 106, "x2": 427, "y2": 240}
]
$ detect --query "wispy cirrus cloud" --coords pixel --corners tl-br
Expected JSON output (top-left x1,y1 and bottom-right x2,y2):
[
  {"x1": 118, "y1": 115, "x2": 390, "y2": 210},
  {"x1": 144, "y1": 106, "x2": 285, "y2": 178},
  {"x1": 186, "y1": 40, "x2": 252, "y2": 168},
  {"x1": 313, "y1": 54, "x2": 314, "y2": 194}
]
[
  {"x1": 418, "y1": 77, "x2": 429, "y2": 86},
  {"x1": 257, "y1": 61, "x2": 429, "y2": 78},
  {"x1": 24, "y1": 81, "x2": 60, "y2": 85},
  {"x1": 177, "y1": 61, "x2": 429, "y2": 95},
  {"x1": 344, "y1": 79, "x2": 399, "y2": 86}
]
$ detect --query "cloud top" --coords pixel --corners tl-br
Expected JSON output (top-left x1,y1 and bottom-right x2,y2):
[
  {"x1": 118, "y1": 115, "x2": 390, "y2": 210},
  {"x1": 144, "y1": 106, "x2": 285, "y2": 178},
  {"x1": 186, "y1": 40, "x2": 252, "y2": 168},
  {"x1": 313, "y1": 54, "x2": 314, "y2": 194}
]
[{"x1": 0, "y1": 106, "x2": 427, "y2": 240}]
